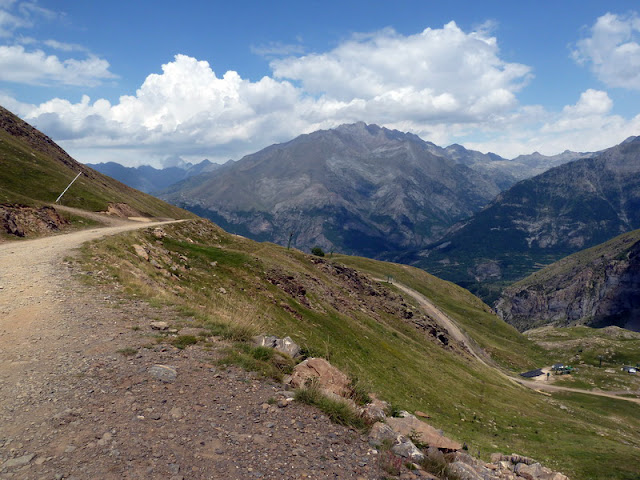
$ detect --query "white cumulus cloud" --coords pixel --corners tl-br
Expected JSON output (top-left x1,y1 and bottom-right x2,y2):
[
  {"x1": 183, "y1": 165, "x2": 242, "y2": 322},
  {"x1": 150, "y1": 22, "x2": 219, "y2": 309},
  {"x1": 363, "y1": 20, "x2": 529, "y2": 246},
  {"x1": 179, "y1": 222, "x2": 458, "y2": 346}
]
[
  {"x1": 272, "y1": 22, "x2": 531, "y2": 123},
  {"x1": 4, "y1": 20, "x2": 640, "y2": 167},
  {"x1": 0, "y1": 45, "x2": 116, "y2": 86},
  {"x1": 572, "y1": 12, "x2": 640, "y2": 90}
]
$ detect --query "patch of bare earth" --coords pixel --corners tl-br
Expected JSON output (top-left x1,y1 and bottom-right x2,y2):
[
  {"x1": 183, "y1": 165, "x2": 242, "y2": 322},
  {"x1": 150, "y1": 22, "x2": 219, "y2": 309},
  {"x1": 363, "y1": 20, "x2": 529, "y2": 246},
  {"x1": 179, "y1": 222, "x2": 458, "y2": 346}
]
[{"x1": 0, "y1": 226, "x2": 379, "y2": 479}]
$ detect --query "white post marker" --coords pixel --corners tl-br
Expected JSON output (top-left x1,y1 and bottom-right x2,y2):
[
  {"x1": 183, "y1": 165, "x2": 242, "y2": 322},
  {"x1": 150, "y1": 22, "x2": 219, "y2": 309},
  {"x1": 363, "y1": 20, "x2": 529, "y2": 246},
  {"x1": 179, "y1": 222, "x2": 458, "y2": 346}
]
[{"x1": 55, "y1": 172, "x2": 82, "y2": 204}]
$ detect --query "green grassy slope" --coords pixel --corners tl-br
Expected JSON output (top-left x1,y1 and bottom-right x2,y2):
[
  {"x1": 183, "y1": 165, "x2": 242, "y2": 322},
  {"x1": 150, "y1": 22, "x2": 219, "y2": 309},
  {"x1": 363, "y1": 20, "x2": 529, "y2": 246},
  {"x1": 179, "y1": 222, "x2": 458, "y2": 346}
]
[
  {"x1": 0, "y1": 106, "x2": 194, "y2": 219},
  {"x1": 79, "y1": 219, "x2": 640, "y2": 480},
  {"x1": 526, "y1": 326, "x2": 640, "y2": 392}
]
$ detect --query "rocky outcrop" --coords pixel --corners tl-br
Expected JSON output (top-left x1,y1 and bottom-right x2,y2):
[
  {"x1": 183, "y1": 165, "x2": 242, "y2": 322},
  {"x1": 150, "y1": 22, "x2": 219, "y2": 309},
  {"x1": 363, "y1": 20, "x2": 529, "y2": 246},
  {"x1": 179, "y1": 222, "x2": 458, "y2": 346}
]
[
  {"x1": 496, "y1": 230, "x2": 640, "y2": 332},
  {"x1": 0, "y1": 204, "x2": 69, "y2": 239},
  {"x1": 386, "y1": 413, "x2": 462, "y2": 451}
]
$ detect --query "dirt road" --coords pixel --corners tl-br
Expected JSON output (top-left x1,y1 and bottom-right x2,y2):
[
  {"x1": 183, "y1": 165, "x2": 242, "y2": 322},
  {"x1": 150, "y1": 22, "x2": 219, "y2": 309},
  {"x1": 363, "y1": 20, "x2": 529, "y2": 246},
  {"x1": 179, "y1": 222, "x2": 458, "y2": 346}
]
[
  {"x1": 0, "y1": 220, "x2": 377, "y2": 479},
  {"x1": 0, "y1": 218, "x2": 179, "y2": 396},
  {"x1": 382, "y1": 280, "x2": 640, "y2": 406}
]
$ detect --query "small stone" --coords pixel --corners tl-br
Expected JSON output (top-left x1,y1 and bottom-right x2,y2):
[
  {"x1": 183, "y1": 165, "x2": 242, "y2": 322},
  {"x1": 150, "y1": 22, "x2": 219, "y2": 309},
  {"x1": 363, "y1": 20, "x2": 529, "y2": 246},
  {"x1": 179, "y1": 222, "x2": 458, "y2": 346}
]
[
  {"x1": 218, "y1": 287, "x2": 227, "y2": 294},
  {"x1": 150, "y1": 321, "x2": 169, "y2": 330},
  {"x1": 3, "y1": 453, "x2": 35, "y2": 469},
  {"x1": 149, "y1": 364, "x2": 177, "y2": 383}
]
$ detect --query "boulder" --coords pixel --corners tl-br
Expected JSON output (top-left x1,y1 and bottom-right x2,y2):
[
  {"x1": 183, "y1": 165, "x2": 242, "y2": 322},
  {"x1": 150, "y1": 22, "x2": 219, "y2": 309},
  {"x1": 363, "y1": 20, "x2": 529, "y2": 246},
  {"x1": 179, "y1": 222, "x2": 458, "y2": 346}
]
[
  {"x1": 153, "y1": 228, "x2": 166, "y2": 239},
  {"x1": 253, "y1": 335, "x2": 278, "y2": 348},
  {"x1": 514, "y1": 462, "x2": 552, "y2": 480},
  {"x1": 391, "y1": 438, "x2": 425, "y2": 462},
  {"x1": 368, "y1": 422, "x2": 424, "y2": 462},
  {"x1": 133, "y1": 244, "x2": 149, "y2": 261},
  {"x1": 368, "y1": 422, "x2": 397, "y2": 447},
  {"x1": 253, "y1": 335, "x2": 302, "y2": 358},
  {"x1": 360, "y1": 396, "x2": 388, "y2": 423},
  {"x1": 275, "y1": 336, "x2": 301, "y2": 358},
  {"x1": 386, "y1": 414, "x2": 462, "y2": 451},
  {"x1": 447, "y1": 461, "x2": 493, "y2": 480},
  {"x1": 286, "y1": 358, "x2": 352, "y2": 398}
]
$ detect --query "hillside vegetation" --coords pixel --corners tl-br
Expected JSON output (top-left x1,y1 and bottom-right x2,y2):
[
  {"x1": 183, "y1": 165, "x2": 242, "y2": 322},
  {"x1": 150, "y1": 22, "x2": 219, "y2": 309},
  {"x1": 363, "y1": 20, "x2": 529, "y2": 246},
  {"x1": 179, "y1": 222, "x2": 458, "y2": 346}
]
[
  {"x1": 0, "y1": 106, "x2": 192, "y2": 219},
  {"x1": 78, "y1": 219, "x2": 640, "y2": 480},
  {"x1": 526, "y1": 326, "x2": 640, "y2": 393}
]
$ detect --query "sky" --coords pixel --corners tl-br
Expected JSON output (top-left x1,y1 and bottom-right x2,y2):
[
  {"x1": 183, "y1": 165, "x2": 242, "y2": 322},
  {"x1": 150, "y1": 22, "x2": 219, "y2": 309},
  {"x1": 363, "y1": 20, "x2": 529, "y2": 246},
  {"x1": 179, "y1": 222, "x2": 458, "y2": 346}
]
[{"x1": 2, "y1": 1, "x2": 640, "y2": 167}]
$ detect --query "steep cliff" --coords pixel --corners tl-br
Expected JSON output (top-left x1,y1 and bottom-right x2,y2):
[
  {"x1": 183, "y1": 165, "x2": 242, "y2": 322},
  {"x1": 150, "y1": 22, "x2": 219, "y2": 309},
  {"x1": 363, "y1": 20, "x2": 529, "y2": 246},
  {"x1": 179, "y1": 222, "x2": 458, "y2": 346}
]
[
  {"x1": 496, "y1": 229, "x2": 640, "y2": 332},
  {"x1": 408, "y1": 136, "x2": 640, "y2": 303}
]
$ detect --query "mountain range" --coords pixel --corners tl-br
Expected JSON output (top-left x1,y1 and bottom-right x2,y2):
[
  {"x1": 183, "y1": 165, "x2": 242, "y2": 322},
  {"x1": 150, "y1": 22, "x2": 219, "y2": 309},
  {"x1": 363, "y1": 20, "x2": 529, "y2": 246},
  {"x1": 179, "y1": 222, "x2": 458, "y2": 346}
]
[
  {"x1": 86, "y1": 159, "x2": 224, "y2": 194},
  {"x1": 160, "y1": 122, "x2": 511, "y2": 256},
  {"x1": 406, "y1": 136, "x2": 640, "y2": 303},
  {"x1": 160, "y1": 122, "x2": 586, "y2": 257}
]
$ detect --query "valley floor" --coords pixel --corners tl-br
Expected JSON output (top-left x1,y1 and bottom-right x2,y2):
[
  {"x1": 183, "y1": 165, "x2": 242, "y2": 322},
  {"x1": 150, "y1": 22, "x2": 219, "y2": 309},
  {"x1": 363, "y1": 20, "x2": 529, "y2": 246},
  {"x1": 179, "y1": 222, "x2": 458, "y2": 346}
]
[{"x1": 0, "y1": 221, "x2": 378, "y2": 479}]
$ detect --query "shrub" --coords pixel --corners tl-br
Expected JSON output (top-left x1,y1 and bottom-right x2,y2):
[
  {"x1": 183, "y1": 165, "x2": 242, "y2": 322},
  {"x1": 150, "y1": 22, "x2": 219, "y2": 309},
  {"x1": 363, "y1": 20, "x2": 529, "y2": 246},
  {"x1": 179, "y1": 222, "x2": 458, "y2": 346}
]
[{"x1": 311, "y1": 246, "x2": 325, "y2": 257}]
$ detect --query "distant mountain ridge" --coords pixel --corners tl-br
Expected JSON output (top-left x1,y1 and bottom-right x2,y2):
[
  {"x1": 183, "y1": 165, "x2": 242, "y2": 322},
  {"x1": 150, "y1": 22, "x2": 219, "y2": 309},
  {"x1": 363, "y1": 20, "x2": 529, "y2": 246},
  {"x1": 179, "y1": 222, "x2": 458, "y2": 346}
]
[
  {"x1": 405, "y1": 136, "x2": 640, "y2": 303},
  {"x1": 423, "y1": 143, "x2": 589, "y2": 188},
  {"x1": 160, "y1": 122, "x2": 508, "y2": 256},
  {"x1": 85, "y1": 160, "x2": 223, "y2": 194}
]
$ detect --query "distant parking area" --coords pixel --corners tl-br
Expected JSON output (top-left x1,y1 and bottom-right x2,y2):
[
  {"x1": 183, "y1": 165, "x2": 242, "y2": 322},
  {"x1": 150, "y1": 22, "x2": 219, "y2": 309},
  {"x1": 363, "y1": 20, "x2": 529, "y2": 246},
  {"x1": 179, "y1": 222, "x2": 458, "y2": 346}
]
[{"x1": 520, "y1": 368, "x2": 544, "y2": 378}]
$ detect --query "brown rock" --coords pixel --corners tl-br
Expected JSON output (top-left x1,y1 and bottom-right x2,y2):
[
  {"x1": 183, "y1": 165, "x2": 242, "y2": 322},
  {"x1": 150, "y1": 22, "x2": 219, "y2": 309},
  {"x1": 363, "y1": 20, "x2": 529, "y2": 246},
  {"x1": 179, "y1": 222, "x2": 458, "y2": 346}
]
[
  {"x1": 286, "y1": 358, "x2": 352, "y2": 398},
  {"x1": 386, "y1": 414, "x2": 461, "y2": 451},
  {"x1": 515, "y1": 462, "x2": 552, "y2": 480},
  {"x1": 133, "y1": 244, "x2": 149, "y2": 261}
]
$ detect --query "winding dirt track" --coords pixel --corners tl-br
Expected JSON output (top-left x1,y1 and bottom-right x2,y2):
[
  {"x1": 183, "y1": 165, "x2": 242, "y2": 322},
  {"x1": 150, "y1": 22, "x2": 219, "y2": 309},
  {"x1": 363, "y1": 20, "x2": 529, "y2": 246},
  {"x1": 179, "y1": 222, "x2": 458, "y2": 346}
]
[
  {"x1": 381, "y1": 279, "x2": 640, "y2": 406},
  {"x1": 0, "y1": 217, "x2": 380, "y2": 479},
  {"x1": 0, "y1": 217, "x2": 180, "y2": 412}
]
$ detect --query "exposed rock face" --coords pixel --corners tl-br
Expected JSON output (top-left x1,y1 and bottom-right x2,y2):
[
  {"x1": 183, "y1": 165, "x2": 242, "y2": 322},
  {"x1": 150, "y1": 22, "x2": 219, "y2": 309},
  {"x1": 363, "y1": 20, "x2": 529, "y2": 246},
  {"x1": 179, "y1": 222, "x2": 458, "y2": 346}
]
[
  {"x1": 496, "y1": 229, "x2": 640, "y2": 332},
  {"x1": 0, "y1": 204, "x2": 69, "y2": 239},
  {"x1": 161, "y1": 122, "x2": 505, "y2": 257},
  {"x1": 386, "y1": 413, "x2": 462, "y2": 451},
  {"x1": 411, "y1": 136, "x2": 640, "y2": 303}
]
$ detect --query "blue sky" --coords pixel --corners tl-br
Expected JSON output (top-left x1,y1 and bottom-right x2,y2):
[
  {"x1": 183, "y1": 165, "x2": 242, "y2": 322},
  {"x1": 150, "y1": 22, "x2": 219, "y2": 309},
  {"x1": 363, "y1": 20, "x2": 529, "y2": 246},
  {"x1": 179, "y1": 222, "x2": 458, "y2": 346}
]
[{"x1": 2, "y1": 0, "x2": 640, "y2": 167}]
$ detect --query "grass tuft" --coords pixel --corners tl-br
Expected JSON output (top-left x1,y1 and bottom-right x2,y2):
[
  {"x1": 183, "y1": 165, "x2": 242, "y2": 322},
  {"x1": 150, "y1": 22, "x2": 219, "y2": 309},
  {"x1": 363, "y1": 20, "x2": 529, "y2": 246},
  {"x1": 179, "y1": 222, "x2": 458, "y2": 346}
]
[
  {"x1": 294, "y1": 381, "x2": 366, "y2": 430},
  {"x1": 170, "y1": 335, "x2": 198, "y2": 349}
]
